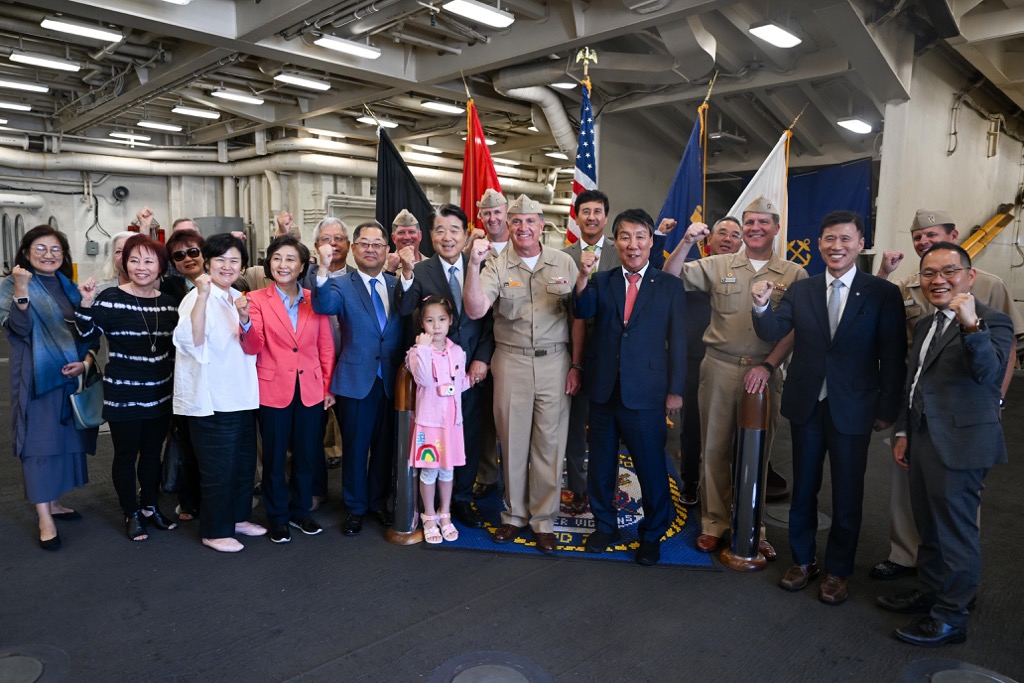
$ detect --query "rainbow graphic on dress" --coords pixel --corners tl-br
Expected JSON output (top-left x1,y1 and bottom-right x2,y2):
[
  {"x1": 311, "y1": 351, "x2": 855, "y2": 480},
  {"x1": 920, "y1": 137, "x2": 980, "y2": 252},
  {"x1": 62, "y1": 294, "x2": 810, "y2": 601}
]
[{"x1": 415, "y1": 444, "x2": 439, "y2": 463}]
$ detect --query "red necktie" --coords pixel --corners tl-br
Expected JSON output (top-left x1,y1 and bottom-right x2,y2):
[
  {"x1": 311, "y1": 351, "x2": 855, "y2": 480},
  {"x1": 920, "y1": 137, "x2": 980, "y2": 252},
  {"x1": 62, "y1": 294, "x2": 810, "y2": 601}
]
[{"x1": 624, "y1": 272, "x2": 640, "y2": 324}]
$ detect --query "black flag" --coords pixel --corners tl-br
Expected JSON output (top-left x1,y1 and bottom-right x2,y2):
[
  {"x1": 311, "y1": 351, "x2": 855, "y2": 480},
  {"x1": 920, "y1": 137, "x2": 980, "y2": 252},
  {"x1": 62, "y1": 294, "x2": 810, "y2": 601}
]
[{"x1": 375, "y1": 128, "x2": 435, "y2": 257}]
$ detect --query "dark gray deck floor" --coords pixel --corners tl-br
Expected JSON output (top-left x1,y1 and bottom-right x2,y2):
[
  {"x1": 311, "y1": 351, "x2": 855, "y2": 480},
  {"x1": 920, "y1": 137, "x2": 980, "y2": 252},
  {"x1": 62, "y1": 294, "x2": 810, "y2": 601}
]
[{"x1": 2, "y1": 351, "x2": 1022, "y2": 682}]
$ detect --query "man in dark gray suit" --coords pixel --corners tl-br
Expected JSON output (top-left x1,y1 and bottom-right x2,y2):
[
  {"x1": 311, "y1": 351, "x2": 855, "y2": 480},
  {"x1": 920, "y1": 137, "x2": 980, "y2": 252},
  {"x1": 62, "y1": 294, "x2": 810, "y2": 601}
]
[
  {"x1": 879, "y1": 242, "x2": 1014, "y2": 647},
  {"x1": 562, "y1": 189, "x2": 618, "y2": 514}
]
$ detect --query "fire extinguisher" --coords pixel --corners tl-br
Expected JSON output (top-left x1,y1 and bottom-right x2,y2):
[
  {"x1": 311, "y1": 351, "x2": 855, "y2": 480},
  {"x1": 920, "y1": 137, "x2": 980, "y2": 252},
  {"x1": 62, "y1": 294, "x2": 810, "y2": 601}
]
[
  {"x1": 127, "y1": 224, "x2": 140, "y2": 233},
  {"x1": 155, "y1": 227, "x2": 166, "y2": 243}
]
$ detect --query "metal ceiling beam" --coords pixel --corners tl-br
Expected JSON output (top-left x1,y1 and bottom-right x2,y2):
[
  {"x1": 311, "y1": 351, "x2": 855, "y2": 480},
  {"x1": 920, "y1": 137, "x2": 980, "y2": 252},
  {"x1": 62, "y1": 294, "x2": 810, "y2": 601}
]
[
  {"x1": 815, "y1": 0, "x2": 913, "y2": 104},
  {"x1": 756, "y1": 89, "x2": 825, "y2": 156},
  {"x1": 234, "y1": 0, "x2": 346, "y2": 42},
  {"x1": 956, "y1": 8, "x2": 1024, "y2": 43},
  {"x1": 714, "y1": 97, "x2": 779, "y2": 149},
  {"x1": 797, "y1": 82, "x2": 875, "y2": 153},
  {"x1": 635, "y1": 110, "x2": 689, "y2": 150}
]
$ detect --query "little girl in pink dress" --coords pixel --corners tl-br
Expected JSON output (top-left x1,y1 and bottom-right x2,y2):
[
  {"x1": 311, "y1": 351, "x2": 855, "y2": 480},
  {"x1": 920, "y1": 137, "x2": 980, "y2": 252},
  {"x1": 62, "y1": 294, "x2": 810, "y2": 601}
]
[{"x1": 406, "y1": 295, "x2": 472, "y2": 543}]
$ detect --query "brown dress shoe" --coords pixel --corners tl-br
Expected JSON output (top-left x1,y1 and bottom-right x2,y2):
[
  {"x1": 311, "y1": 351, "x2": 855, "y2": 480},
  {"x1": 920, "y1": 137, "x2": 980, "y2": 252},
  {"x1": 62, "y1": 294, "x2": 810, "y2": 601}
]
[
  {"x1": 535, "y1": 532, "x2": 557, "y2": 554},
  {"x1": 780, "y1": 563, "x2": 819, "y2": 591},
  {"x1": 758, "y1": 540, "x2": 777, "y2": 561},
  {"x1": 696, "y1": 534, "x2": 720, "y2": 552},
  {"x1": 492, "y1": 524, "x2": 524, "y2": 544},
  {"x1": 819, "y1": 574, "x2": 849, "y2": 605}
]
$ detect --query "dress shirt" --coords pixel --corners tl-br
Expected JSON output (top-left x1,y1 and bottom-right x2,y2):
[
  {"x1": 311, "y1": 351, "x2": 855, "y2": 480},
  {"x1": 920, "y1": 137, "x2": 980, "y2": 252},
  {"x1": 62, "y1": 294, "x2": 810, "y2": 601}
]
[
  {"x1": 621, "y1": 262, "x2": 650, "y2": 290},
  {"x1": 172, "y1": 285, "x2": 259, "y2": 416},
  {"x1": 317, "y1": 269, "x2": 389, "y2": 316}
]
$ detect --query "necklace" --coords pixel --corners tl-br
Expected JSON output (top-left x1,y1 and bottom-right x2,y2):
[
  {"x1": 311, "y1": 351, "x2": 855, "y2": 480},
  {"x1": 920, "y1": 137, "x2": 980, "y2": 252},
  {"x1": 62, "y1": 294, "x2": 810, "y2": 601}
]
[{"x1": 130, "y1": 284, "x2": 159, "y2": 353}]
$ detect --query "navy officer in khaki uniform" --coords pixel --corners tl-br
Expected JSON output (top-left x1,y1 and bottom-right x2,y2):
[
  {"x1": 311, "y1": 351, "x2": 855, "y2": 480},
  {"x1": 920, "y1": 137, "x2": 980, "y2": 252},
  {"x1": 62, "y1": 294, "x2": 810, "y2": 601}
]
[{"x1": 464, "y1": 194, "x2": 580, "y2": 555}]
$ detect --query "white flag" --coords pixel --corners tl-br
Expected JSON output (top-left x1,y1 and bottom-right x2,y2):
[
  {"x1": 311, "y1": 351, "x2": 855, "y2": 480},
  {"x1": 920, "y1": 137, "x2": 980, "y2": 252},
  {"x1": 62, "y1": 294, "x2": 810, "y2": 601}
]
[{"x1": 728, "y1": 131, "x2": 791, "y2": 256}]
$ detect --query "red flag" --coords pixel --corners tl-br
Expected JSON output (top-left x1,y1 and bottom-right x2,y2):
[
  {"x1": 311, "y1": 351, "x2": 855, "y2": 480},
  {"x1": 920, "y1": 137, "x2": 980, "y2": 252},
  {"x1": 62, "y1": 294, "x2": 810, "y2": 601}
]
[{"x1": 461, "y1": 99, "x2": 502, "y2": 232}]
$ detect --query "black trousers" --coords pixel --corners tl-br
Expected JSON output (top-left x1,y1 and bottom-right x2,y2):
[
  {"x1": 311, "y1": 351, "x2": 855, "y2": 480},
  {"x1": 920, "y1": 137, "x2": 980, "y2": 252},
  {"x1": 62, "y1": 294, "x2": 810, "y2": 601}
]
[
  {"x1": 188, "y1": 410, "x2": 257, "y2": 539},
  {"x1": 109, "y1": 414, "x2": 171, "y2": 515},
  {"x1": 259, "y1": 386, "x2": 323, "y2": 526},
  {"x1": 173, "y1": 415, "x2": 202, "y2": 514},
  {"x1": 678, "y1": 354, "x2": 704, "y2": 485},
  {"x1": 452, "y1": 381, "x2": 486, "y2": 505}
]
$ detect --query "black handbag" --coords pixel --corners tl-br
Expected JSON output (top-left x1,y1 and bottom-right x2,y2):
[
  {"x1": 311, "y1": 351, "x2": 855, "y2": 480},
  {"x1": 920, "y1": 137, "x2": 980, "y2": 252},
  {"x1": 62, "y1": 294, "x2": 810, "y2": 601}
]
[
  {"x1": 69, "y1": 367, "x2": 104, "y2": 430},
  {"x1": 161, "y1": 421, "x2": 185, "y2": 494}
]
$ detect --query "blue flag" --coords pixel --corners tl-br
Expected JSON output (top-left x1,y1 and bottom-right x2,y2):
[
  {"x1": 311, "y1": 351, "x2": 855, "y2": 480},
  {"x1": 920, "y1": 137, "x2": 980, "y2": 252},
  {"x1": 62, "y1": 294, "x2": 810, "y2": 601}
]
[{"x1": 657, "y1": 103, "x2": 706, "y2": 256}]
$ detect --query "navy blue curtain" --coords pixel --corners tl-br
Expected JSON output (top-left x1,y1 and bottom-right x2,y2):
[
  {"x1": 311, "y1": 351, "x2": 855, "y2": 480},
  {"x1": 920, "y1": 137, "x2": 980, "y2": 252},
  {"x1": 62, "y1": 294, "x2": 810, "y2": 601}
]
[{"x1": 786, "y1": 158, "x2": 872, "y2": 275}]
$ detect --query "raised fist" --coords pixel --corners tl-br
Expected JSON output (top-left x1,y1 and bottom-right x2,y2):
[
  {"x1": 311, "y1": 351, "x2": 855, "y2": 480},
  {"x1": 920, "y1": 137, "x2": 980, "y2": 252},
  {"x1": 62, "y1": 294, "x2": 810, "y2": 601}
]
[
  {"x1": 751, "y1": 280, "x2": 775, "y2": 308},
  {"x1": 78, "y1": 276, "x2": 98, "y2": 307}
]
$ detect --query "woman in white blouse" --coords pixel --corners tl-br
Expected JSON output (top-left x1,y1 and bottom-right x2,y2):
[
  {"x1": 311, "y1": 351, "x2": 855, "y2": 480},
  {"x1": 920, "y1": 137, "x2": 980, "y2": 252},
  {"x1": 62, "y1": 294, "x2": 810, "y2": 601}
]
[{"x1": 172, "y1": 233, "x2": 263, "y2": 553}]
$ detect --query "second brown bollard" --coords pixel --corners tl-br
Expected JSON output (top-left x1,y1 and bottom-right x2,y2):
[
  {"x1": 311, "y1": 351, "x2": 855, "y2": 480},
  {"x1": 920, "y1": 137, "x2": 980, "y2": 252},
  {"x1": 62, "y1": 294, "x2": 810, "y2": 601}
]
[{"x1": 720, "y1": 388, "x2": 770, "y2": 571}]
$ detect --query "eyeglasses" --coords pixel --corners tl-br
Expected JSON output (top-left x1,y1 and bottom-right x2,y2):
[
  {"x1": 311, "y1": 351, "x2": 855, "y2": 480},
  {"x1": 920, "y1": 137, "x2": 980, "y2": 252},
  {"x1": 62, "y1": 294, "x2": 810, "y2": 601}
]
[
  {"x1": 32, "y1": 245, "x2": 63, "y2": 256},
  {"x1": 919, "y1": 266, "x2": 965, "y2": 280},
  {"x1": 171, "y1": 247, "x2": 202, "y2": 262},
  {"x1": 353, "y1": 241, "x2": 388, "y2": 251},
  {"x1": 317, "y1": 235, "x2": 349, "y2": 244}
]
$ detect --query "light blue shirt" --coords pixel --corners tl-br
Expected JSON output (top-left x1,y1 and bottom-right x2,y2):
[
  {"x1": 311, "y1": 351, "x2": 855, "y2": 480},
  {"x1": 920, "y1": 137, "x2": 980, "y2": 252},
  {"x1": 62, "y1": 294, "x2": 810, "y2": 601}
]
[{"x1": 275, "y1": 284, "x2": 304, "y2": 332}]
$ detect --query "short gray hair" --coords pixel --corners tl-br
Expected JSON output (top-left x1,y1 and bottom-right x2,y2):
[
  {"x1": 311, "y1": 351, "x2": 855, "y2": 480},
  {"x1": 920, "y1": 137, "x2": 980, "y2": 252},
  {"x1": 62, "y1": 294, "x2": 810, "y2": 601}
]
[{"x1": 312, "y1": 216, "x2": 349, "y2": 244}]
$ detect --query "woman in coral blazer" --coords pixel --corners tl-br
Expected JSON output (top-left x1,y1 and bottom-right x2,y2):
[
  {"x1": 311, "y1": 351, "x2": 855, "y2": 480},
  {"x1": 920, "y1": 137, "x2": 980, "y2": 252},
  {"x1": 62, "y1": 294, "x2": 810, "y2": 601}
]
[{"x1": 238, "y1": 235, "x2": 335, "y2": 544}]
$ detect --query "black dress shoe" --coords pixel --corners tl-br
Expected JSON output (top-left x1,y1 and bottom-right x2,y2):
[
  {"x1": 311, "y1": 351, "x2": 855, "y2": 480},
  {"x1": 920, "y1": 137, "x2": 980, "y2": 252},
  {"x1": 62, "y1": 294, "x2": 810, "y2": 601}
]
[
  {"x1": 877, "y1": 588, "x2": 936, "y2": 614},
  {"x1": 636, "y1": 540, "x2": 661, "y2": 566},
  {"x1": 53, "y1": 510, "x2": 82, "y2": 521},
  {"x1": 372, "y1": 509, "x2": 394, "y2": 527},
  {"x1": 472, "y1": 482, "x2": 497, "y2": 499},
  {"x1": 452, "y1": 501, "x2": 485, "y2": 529},
  {"x1": 39, "y1": 532, "x2": 62, "y2": 551},
  {"x1": 141, "y1": 505, "x2": 178, "y2": 530},
  {"x1": 342, "y1": 513, "x2": 363, "y2": 536},
  {"x1": 680, "y1": 482, "x2": 699, "y2": 506},
  {"x1": 569, "y1": 492, "x2": 589, "y2": 515},
  {"x1": 870, "y1": 560, "x2": 916, "y2": 580},
  {"x1": 125, "y1": 511, "x2": 148, "y2": 541},
  {"x1": 584, "y1": 530, "x2": 621, "y2": 553},
  {"x1": 894, "y1": 617, "x2": 966, "y2": 647},
  {"x1": 269, "y1": 524, "x2": 291, "y2": 543},
  {"x1": 326, "y1": 457, "x2": 342, "y2": 470}
]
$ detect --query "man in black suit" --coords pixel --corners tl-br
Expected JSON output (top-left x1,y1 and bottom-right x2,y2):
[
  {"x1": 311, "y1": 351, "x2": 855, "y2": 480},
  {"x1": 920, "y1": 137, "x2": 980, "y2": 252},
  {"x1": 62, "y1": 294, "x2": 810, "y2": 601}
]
[
  {"x1": 752, "y1": 210, "x2": 906, "y2": 604},
  {"x1": 395, "y1": 204, "x2": 494, "y2": 529},
  {"x1": 878, "y1": 242, "x2": 1013, "y2": 647},
  {"x1": 572, "y1": 208, "x2": 687, "y2": 566}
]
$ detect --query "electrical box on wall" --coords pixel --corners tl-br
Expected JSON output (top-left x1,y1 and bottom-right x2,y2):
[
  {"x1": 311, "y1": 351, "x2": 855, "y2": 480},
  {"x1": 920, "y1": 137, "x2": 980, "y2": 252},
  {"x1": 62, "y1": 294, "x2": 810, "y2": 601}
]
[{"x1": 85, "y1": 240, "x2": 99, "y2": 255}]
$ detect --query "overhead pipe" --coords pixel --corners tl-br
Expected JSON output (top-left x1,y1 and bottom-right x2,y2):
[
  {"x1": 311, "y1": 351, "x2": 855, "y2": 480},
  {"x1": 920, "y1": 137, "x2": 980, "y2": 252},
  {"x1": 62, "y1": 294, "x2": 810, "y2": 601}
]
[
  {"x1": 387, "y1": 30, "x2": 462, "y2": 55},
  {"x1": 264, "y1": 170, "x2": 282, "y2": 217},
  {"x1": 334, "y1": 0, "x2": 412, "y2": 34},
  {"x1": 0, "y1": 193, "x2": 45, "y2": 209},
  {"x1": 222, "y1": 176, "x2": 236, "y2": 217},
  {"x1": 0, "y1": 146, "x2": 553, "y2": 199}
]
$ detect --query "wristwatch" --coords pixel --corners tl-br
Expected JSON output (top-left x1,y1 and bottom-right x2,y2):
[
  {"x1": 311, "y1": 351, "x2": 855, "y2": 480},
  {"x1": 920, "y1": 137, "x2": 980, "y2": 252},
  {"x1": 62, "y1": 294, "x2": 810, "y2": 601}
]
[
  {"x1": 961, "y1": 318, "x2": 985, "y2": 334},
  {"x1": 14, "y1": 296, "x2": 29, "y2": 305}
]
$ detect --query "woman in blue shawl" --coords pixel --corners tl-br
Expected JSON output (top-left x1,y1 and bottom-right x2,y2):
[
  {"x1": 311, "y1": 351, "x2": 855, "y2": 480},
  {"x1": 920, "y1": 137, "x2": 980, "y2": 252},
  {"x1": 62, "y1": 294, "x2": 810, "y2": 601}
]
[{"x1": 0, "y1": 225, "x2": 98, "y2": 551}]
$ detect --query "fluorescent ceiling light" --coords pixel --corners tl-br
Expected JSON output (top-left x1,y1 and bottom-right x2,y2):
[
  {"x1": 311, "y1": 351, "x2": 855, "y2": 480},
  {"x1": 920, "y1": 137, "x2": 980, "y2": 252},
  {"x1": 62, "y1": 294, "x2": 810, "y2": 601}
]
[
  {"x1": 314, "y1": 35, "x2": 382, "y2": 60},
  {"x1": 303, "y1": 127, "x2": 345, "y2": 139},
  {"x1": 404, "y1": 151, "x2": 444, "y2": 164},
  {"x1": 110, "y1": 132, "x2": 151, "y2": 141},
  {"x1": 9, "y1": 51, "x2": 80, "y2": 72},
  {"x1": 0, "y1": 101, "x2": 32, "y2": 111},
  {"x1": 172, "y1": 105, "x2": 220, "y2": 119},
  {"x1": 421, "y1": 100, "x2": 464, "y2": 115},
  {"x1": 748, "y1": 21, "x2": 802, "y2": 48},
  {"x1": 556, "y1": 167, "x2": 575, "y2": 174},
  {"x1": 527, "y1": 125, "x2": 539, "y2": 132},
  {"x1": 105, "y1": 137, "x2": 153, "y2": 147},
  {"x1": 211, "y1": 89, "x2": 264, "y2": 105},
  {"x1": 551, "y1": 82, "x2": 576, "y2": 90},
  {"x1": 837, "y1": 117, "x2": 872, "y2": 134},
  {"x1": 357, "y1": 116, "x2": 398, "y2": 129},
  {"x1": 442, "y1": 0, "x2": 515, "y2": 29},
  {"x1": 160, "y1": 0, "x2": 192, "y2": 4},
  {"x1": 137, "y1": 120, "x2": 182, "y2": 132},
  {"x1": 545, "y1": 151, "x2": 568, "y2": 160},
  {"x1": 462, "y1": 136, "x2": 496, "y2": 145},
  {"x1": 408, "y1": 143, "x2": 442, "y2": 153},
  {"x1": 0, "y1": 79, "x2": 48, "y2": 94},
  {"x1": 274, "y1": 72, "x2": 331, "y2": 92},
  {"x1": 491, "y1": 157, "x2": 520, "y2": 166},
  {"x1": 41, "y1": 17, "x2": 123, "y2": 43},
  {"x1": 0, "y1": 119, "x2": 7, "y2": 125}
]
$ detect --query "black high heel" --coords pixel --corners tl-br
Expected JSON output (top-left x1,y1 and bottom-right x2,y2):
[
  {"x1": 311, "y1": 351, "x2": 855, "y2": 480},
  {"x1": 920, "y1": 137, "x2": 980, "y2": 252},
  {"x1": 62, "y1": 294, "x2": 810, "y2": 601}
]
[
  {"x1": 39, "y1": 532, "x2": 62, "y2": 551},
  {"x1": 126, "y1": 511, "x2": 148, "y2": 541},
  {"x1": 141, "y1": 505, "x2": 178, "y2": 530}
]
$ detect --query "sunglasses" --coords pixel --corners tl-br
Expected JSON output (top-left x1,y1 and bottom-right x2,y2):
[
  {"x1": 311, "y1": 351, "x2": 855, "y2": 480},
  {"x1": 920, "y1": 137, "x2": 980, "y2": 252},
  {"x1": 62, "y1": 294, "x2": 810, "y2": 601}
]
[{"x1": 171, "y1": 247, "x2": 202, "y2": 262}]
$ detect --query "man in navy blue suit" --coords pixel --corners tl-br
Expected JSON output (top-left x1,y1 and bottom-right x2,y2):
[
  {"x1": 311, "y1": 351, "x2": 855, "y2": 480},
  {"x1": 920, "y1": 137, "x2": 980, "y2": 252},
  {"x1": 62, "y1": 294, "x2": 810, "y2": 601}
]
[
  {"x1": 752, "y1": 210, "x2": 906, "y2": 604},
  {"x1": 573, "y1": 208, "x2": 688, "y2": 566},
  {"x1": 312, "y1": 221, "x2": 404, "y2": 536}
]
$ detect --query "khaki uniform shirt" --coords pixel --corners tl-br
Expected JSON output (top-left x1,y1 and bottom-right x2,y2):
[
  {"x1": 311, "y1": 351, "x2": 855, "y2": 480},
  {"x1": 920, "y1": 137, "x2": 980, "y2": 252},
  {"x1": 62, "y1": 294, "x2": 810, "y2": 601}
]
[
  {"x1": 478, "y1": 246, "x2": 578, "y2": 348},
  {"x1": 893, "y1": 267, "x2": 1024, "y2": 347},
  {"x1": 681, "y1": 251, "x2": 808, "y2": 358}
]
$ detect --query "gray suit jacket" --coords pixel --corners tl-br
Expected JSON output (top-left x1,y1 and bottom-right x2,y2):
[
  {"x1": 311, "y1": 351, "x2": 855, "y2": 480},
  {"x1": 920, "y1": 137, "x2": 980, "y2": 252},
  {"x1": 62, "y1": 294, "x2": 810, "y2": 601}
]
[
  {"x1": 564, "y1": 238, "x2": 621, "y2": 272},
  {"x1": 897, "y1": 301, "x2": 1013, "y2": 470}
]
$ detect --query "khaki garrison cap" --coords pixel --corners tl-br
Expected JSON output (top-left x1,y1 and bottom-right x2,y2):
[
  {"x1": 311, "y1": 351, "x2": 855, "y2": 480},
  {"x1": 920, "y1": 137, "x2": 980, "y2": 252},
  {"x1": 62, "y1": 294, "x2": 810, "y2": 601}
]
[
  {"x1": 476, "y1": 188, "x2": 507, "y2": 209},
  {"x1": 392, "y1": 209, "x2": 418, "y2": 227},
  {"x1": 508, "y1": 194, "x2": 543, "y2": 215},
  {"x1": 911, "y1": 208, "x2": 955, "y2": 232},
  {"x1": 742, "y1": 195, "x2": 778, "y2": 215}
]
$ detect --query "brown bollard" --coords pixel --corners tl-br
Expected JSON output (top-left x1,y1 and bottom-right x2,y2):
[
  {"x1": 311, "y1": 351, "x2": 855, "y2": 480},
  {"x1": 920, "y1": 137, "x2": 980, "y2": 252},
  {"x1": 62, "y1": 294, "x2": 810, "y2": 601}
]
[
  {"x1": 720, "y1": 388, "x2": 771, "y2": 571},
  {"x1": 387, "y1": 364, "x2": 424, "y2": 545}
]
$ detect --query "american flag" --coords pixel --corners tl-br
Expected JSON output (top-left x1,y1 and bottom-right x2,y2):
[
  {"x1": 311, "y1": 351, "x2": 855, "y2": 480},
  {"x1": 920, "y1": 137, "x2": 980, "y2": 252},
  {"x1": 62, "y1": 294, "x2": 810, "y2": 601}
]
[{"x1": 567, "y1": 81, "x2": 596, "y2": 245}]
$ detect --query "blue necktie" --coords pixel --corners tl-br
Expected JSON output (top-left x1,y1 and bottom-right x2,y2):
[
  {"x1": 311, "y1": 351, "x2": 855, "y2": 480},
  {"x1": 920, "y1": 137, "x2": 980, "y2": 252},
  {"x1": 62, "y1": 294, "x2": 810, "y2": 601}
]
[{"x1": 370, "y1": 278, "x2": 387, "y2": 331}]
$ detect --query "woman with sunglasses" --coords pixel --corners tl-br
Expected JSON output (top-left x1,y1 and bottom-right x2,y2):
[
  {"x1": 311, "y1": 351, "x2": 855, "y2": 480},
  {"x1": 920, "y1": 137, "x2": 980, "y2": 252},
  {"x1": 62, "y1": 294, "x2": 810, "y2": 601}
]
[
  {"x1": 0, "y1": 226, "x2": 99, "y2": 551},
  {"x1": 162, "y1": 229, "x2": 206, "y2": 521},
  {"x1": 172, "y1": 233, "x2": 262, "y2": 552},
  {"x1": 76, "y1": 235, "x2": 179, "y2": 541}
]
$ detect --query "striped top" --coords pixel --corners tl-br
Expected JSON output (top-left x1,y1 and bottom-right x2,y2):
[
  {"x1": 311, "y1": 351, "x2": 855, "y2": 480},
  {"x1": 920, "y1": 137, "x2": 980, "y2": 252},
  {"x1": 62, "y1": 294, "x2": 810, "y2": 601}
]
[{"x1": 75, "y1": 287, "x2": 179, "y2": 421}]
